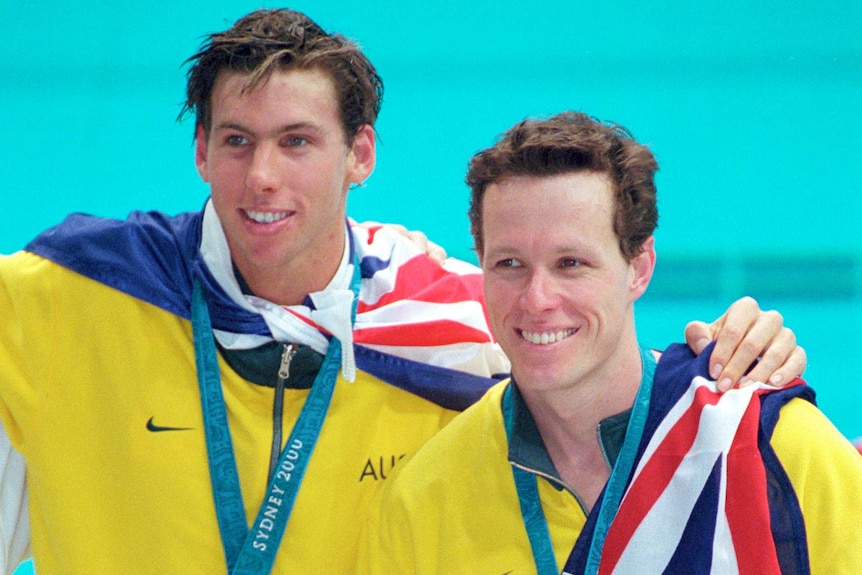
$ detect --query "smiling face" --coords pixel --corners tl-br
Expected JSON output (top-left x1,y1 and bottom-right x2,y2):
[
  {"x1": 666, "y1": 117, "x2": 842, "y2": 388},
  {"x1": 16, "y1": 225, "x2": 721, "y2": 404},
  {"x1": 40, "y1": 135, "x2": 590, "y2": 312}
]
[
  {"x1": 479, "y1": 171, "x2": 655, "y2": 393},
  {"x1": 194, "y1": 67, "x2": 375, "y2": 304}
]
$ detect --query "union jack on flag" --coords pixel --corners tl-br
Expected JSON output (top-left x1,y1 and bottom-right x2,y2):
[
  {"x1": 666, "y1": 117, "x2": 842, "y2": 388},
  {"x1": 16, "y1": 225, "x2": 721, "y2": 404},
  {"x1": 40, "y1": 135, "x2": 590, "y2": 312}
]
[
  {"x1": 26, "y1": 209, "x2": 509, "y2": 410},
  {"x1": 268, "y1": 222, "x2": 509, "y2": 380},
  {"x1": 566, "y1": 343, "x2": 812, "y2": 575}
]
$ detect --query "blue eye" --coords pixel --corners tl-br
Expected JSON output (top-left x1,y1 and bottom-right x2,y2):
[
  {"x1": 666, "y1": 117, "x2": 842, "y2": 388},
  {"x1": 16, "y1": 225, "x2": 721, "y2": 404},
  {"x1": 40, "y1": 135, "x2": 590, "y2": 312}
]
[
  {"x1": 226, "y1": 135, "x2": 248, "y2": 146},
  {"x1": 560, "y1": 258, "x2": 582, "y2": 268},
  {"x1": 496, "y1": 258, "x2": 522, "y2": 268}
]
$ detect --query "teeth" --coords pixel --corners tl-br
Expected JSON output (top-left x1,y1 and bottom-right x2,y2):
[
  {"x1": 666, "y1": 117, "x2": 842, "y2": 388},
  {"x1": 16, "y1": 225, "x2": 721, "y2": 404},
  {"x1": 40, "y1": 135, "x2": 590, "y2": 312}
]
[
  {"x1": 520, "y1": 328, "x2": 577, "y2": 345},
  {"x1": 245, "y1": 210, "x2": 290, "y2": 224}
]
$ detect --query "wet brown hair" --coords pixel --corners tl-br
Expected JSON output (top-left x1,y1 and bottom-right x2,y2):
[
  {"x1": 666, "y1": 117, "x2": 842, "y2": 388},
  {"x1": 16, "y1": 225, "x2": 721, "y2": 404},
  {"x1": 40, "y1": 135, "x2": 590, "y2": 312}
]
[
  {"x1": 179, "y1": 9, "x2": 383, "y2": 142},
  {"x1": 467, "y1": 111, "x2": 659, "y2": 261}
]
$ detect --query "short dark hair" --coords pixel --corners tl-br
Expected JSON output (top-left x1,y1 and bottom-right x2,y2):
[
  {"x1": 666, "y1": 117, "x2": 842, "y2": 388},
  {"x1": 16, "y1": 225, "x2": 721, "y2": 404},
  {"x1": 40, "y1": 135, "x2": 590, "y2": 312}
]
[
  {"x1": 467, "y1": 111, "x2": 659, "y2": 261},
  {"x1": 179, "y1": 9, "x2": 383, "y2": 142}
]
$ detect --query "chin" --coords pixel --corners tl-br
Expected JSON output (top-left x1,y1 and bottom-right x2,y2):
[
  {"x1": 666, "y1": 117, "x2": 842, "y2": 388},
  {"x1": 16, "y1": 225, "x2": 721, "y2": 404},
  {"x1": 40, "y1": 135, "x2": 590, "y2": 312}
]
[{"x1": 512, "y1": 363, "x2": 570, "y2": 386}]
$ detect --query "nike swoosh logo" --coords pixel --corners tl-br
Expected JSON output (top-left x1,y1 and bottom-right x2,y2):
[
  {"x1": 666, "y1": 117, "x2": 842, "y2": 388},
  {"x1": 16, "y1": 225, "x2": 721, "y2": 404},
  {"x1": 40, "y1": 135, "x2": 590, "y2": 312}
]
[{"x1": 146, "y1": 417, "x2": 193, "y2": 432}]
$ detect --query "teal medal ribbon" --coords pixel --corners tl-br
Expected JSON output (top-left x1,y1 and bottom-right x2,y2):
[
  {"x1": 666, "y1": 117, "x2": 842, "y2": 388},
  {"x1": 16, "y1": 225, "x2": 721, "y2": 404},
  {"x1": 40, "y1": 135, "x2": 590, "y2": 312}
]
[
  {"x1": 503, "y1": 346, "x2": 656, "y2": 575},
  {"x1": 578, "y1": 346, "x2": 655, "y2": 575},
  {"x1": 502, "y1": 385, "x2": 559, "y2": 575},
  {"x1": 191, "y1": 258, "x2": 360, "y2": 574}
]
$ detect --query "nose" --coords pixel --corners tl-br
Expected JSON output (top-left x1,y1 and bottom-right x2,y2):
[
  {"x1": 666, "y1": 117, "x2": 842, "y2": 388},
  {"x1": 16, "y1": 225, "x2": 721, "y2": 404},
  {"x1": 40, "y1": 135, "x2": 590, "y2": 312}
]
[
  {"x1": 246, "y1": 144, "x2": 281, "y2": 193},
  {"x1": 521, "y1": 270, "x2": 560, "y2": 314}
]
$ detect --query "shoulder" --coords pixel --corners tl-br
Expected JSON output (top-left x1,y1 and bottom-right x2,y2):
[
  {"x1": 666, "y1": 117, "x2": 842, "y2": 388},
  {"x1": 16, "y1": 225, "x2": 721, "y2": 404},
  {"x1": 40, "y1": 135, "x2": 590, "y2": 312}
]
[
  {"x1": 351, "y1": 223, "x2": 481, "y2": 287},
  {"x1": 771, "y1": 397, "x2": 862, "y2": 572},
  {"x1": 350, "y1": 222, "x2": 488, "y2": 335},
  {"x1": 772, "y1": 397, "x2": 862, "y2": 478},
  {"x1": 0, "y1": 250, "x2": 58, "y2": 278},
  {"x1": 361, "y1": 381, "x2": 535, "y2": 574},
  {"x1": 384, "y1": 381, "x2": 510, "y2": 494},
  {"x1": 349, "y1": 223, "x2": 507, "y2": 377},
  {"x1": 17, "y1": 210, "x2": 203, "y2": 318},
  {"x1": 0, "y1": 250, "x2": 95, "y2": 301},
  {"x1": 26, "y1": 210, "x2": 201, "y2": 266},
  {"x1": 421, "y1": 380, "x2": 509, "y2": 447}
]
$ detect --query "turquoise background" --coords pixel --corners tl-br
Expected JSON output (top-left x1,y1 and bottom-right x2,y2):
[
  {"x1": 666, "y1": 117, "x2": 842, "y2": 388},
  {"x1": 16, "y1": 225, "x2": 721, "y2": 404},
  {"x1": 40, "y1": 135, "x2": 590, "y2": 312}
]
[{"x1": 2, "y1": 2, "x2": 860, "y2": 571}]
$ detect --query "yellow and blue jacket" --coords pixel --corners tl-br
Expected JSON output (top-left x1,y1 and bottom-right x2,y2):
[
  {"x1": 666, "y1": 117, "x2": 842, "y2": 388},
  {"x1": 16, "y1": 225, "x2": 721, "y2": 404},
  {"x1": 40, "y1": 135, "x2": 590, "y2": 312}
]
[{"x1": 0, "y1": 206, "x2": 507, "y2": 573}]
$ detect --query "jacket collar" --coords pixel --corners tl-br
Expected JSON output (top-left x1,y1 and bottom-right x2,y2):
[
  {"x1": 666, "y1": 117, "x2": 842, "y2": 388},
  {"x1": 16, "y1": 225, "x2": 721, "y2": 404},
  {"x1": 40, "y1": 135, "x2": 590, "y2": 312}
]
[{"x1": 506, "y1": 381, "x2": 632, "y2": 490}]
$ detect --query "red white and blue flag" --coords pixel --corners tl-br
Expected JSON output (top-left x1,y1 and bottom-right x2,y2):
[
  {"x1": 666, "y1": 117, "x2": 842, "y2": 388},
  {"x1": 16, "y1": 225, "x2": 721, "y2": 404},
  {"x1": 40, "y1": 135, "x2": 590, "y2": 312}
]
[
  {"x1": 565, "y1": 344, "x2": 813, "y2": 575},
  {"x1": 26, "y1": 207, "x2": 509, "y2": 410}
]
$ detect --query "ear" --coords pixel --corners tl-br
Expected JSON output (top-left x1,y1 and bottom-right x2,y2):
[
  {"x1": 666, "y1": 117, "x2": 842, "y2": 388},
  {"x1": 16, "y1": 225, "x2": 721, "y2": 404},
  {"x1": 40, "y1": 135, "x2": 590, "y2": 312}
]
[
  {"x1": 628, "y1": 235, "x2": 656, "y2": 302},
  {"x1": 346, "y1": 124, "x2": 376, "y2": 186},
  {"x1": 194, "y1": 125, "x2": 210, "y2": 183}
]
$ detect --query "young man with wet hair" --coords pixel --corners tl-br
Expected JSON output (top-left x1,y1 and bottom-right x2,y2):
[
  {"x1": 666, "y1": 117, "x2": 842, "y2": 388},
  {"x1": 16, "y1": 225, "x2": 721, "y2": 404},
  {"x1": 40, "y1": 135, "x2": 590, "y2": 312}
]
[
  {"x1": 0, "y1": 11, "x2": 806, "y2": 574},
  {"x1": 359, "y1": 112, "x2": 861, "y2": 574}
]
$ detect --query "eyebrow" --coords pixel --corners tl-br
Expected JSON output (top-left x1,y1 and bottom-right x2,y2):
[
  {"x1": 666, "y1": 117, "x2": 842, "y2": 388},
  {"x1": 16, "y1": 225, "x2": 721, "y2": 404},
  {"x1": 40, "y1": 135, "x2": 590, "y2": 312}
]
[{"x1": 213, "y1": 121, "x2": 325, "y2": 137}]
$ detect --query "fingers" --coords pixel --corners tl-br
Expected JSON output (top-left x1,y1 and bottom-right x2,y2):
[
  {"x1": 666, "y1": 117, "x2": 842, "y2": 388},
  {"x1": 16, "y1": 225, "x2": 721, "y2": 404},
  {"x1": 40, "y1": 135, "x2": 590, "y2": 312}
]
[
  {"x1": 382, "y1": 223, "x2": 410, "y2": 236},
  {"x1": 704, "y1": 296, "x2": 758, "y2": 389},
  {"x1": 423, "y1": 241, "x2": 448, "y2": 265},
  {"x1": 406, "y1": 231, "x2": 448, "y2": 265},
  {"x1": 741, "y1": 334, "x2": 807, "y2": 388},
  {"x1": 714, "y1": 308, "x2": 786, "y2": 390},
  {"x1": 351, "y1": 221, "x2": 448, "y2": 264},
  {"x1": 780, "y1": 345, "x2": 807, "y2": 383},
  {"x1": 684, "y1": 320, "x2": 714, "y2": 356},
  {"x1": 684, "y1": 297, "x2": 808, "y2": 392}
]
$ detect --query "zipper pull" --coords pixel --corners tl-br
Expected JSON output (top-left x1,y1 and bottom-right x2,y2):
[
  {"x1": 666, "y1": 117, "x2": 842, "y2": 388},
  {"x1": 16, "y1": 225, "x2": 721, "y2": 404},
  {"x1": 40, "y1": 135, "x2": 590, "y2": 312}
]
[{"x1": 278, "y1": 344, "x2": 298, "y2": 381}]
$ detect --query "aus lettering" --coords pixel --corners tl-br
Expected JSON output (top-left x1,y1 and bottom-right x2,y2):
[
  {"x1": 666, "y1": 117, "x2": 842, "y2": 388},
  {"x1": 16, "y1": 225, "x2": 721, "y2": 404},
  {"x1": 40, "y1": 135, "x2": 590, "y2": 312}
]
[{"x1": 359, "y1": 454, "x2": 406, "y2": 482}]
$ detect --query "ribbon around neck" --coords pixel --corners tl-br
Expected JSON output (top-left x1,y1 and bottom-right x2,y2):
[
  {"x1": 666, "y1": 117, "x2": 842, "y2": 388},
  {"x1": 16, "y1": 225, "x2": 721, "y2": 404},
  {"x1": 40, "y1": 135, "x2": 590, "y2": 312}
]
[
  {"x1": 503, "y1": 346, "x2": 656, "y2": 575},
  {"x1": 191, "y1": 257, "x2": 360, "y2": 574}
]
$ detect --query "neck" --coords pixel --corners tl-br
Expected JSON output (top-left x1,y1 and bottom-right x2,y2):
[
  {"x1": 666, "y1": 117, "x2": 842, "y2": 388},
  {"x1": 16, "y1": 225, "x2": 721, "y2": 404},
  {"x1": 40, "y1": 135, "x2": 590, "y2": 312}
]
[
  {"x1": 201, "y1": 201, "x2": 348, "y2": 307},
  {"x1": 238, "y1": 231, "x2": 347, "y2": 307},
  {"x1": 518, "y1": 333, "x2": 645, "y2": 510},
  {"x1": 519, "y1": 334, "x2": 643, "y2": 440}
]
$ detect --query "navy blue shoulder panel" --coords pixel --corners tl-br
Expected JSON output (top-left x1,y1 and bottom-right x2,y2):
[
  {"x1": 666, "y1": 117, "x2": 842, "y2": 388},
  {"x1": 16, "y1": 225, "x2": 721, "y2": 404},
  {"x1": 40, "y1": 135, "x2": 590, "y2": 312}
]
[
  {"x1": 353, "y1": 345, "x2": 503, "y2": 412},
  {"x1": 760, "y1": 383, "x2": 815, "y2": 575},
  {"x1": 27, "y1": 210, "x2": 199, "y2": 319},
  {"x1": 25, "y1": 209, "x2": 269, "y2": 335}
]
